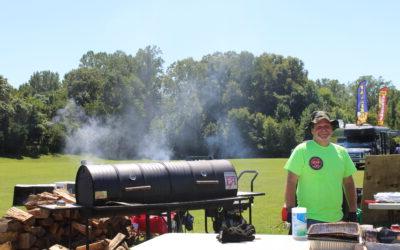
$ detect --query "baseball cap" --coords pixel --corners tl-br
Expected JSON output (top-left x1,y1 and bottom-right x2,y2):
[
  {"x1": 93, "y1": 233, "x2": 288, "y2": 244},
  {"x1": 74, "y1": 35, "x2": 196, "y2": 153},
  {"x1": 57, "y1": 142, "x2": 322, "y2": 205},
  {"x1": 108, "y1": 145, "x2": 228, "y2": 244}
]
[{"x1": 310, "y1": 111, "x2": 339, "y2": 130}]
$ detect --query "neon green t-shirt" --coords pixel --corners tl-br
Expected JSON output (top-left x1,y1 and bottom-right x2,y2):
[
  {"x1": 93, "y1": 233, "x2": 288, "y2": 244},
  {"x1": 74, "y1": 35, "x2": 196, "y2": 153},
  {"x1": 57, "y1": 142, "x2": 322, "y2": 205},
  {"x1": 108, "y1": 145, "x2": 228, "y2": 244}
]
[{"x1": 284, "y1": 140, "x2": 356, "y2": 222}]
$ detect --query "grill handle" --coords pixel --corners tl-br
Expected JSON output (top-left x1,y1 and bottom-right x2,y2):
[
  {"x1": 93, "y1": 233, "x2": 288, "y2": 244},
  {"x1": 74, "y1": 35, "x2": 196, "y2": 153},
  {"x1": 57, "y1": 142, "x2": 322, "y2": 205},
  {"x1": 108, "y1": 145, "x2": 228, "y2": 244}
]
[
  {"x1": 238, "y1": 170, "x2": 258, "y2": 192},
  {"x1": 125, "y1": 185, "x2": 152, "y2": 192},
  {"x1": 196, "y1": 180, "x2": 219, "y2": 185}
]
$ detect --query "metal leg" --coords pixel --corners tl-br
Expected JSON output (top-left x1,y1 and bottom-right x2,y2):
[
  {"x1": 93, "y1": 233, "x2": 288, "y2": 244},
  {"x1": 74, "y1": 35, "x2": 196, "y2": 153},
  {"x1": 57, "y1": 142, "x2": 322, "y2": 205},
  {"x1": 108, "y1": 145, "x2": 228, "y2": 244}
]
[
  {"x1": 68, "y1": 212, "x2": 72, "y2": 250},
  {"x1": 167, "y1": 211, "x2": 172, "y2": 233},
  {"x1": 85, "y1": 217, "x2": 89, "y2": 250},
  {"x1": 205, "y1": 210, "x2": 209, "y2": 233},
  {"x1": 176, "y1": 211, "x2": 183, "y2": 232},
  {"x1": 239, "y1": 200, "x2": 242, "y2": 218},
  {"x1": 249, "y1": 197, "x2": 253, "y2": 224},
  {"x1": 145, "y1": 213, "x2": 151, "y2": 240},
  {"x1": 388, "y1": 210, "x2": 395, "y2": 224}
]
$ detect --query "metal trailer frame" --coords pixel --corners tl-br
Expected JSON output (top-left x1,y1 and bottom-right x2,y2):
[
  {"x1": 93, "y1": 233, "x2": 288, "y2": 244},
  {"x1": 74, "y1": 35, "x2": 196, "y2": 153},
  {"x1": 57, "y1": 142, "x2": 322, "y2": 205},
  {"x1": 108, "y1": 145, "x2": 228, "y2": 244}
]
[
  {"x1": 39, "y1": 169, "x2": 264, "y2": 249},
  {"x1": 40, "y1": 191, "x2": 264, "y2": 249}
]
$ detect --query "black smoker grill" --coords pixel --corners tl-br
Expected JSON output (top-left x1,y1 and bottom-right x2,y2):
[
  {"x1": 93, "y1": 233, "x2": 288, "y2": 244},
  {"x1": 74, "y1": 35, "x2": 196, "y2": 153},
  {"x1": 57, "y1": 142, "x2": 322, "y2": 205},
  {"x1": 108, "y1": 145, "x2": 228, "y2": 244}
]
[
  {"x1": 40, "y1": 160, "x2": 263, "y2": 250},
  {"x1": 76, "y1": 160, "x2": 238, "y2": 207}
]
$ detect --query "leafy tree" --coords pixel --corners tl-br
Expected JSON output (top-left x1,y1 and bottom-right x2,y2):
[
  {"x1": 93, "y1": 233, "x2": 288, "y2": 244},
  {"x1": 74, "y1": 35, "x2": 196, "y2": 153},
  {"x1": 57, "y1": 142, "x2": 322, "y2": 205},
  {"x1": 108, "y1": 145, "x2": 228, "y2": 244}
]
[
  {"x1": 275, "y1": 103, "x2": 291, "y2": 121},
  {"x1": 278, "y1": 118, "x2": 298, "y2": 156},
  {"x1": 0, "y1": 76, "x2": 14, "y2": 102},
  {"x1": 134, "y1": 46, "x2": 164, "y2": 124},
  {"x1": 297, "y1": 103, "x2": 320, "y2": 141},
  {"x1": 250, "y1": 54, "x2": 310, "y2": 119},
  {"x1": 44, "y1": 123, "x2": 65, "y2": 153},
  {"x1": 0, "y1": 76, "x2": 15, "y2": 154},
  {"x1": 262, "y1": 116, "x2": 280, "y2": 157},
  {"x1": 224, "y1": 107, "x2": 257, "y2": 157},
  {"x1": 26, "y1": 71, "x2": 61, "y2": 94},
  {"x1": 387, "y1": 88, "x2": 400, "y2": 129},
  {"x1": 64, "y1": 67, "x2": 104, "y2": 115}
]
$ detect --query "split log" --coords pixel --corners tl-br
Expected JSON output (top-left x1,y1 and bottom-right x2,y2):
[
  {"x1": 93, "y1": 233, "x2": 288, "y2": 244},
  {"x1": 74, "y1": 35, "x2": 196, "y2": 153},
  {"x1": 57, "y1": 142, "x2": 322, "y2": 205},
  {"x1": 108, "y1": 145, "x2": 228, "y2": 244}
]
[
  {"x1": 17, "y1": 233, "x2": 36, "y2": 249},
  {"x1": 93, "y1": 218, "x2": 109, "y2": 233},
  {"x1": 38, "y1": 192, "x2": 58, "y2": 201},
  {"x1": 93, "y1": 228, "x2": 104, "y2": 237},
  {"x1": 55, "y1": 227, "x2": 64, "y2": 241},
  {"x1": 22, "y1": 192, "x2": 59, "y2": 209},
  {"x1": 24, "y1": 194, "x2": 39, "y2": 209},
  {"x1": 33, "y1": 238, "x2": 48, "y2": 249},
  {"x1": 37, "y1": 217, "x2": 54, "y2": 227},
  {"x1": 62, "y1": 209, "x2": 75, "y2": 220},
  {"x1": 53, "y1": 189, "x2": 76, "y2": 203},
  {"x1": 49, "y1": 244, "x2": 69, "y2": 250},
  {"x1": 72, "y1": 210, "x2": 80, "y2": 220},
  {"x1": 6, "y1": 207, "x2": 34, "y2": 225},
  {"x1": 51, "y1": 211, "x2": 64, "y2": 221},
  {"x1": 49, "y1": 223, "x2": 59, "y2": 235},
  {"x1": 0, "y1": 218, "x2": 22, "y2": 233},
  {"x1": 115, "y1": 247, "x2": 128, "y2": 250},
  {"x1": 0, "y1": 241, "x2": 12, "y2": 250},
  {"x1": 91, "y1": 219, "x2": 101, "y2": 228},
  {"x1": 108, "y1": 233, "x2": 126, "y2": 250},
  {"x1": 0, "y1": 231, "x2": 18, "y2": 244},
  {"x1": 117, "y1": 241, "x2": 129, "y2": 250},
  {"x1": 110, "y1": 217, "x2": 123, "y2": 228},
  {"x1": 62, "y1": 209, "x2": 71, "y2": 219},
  {"x1": 27, "y1": 208, "x2": 50, "y2": 219},
  {"x1": 26, "y1": 194, "x2": 38, "y2": 202},
  {"x1": 76, "y1": 240, "x2": 108, "y2": 250},
  {"x1": 72, "y1": 221, "x2": 89, "y2": 236},
  {"x1": 36, "y1": 199, "x2": 57, "y2": 206},
  {"x1": 23, "y1": 225, "x2": 46, "y2": 237},
  {"x1": 60, "y1": 225, "x2": 70, "y2": 237}
]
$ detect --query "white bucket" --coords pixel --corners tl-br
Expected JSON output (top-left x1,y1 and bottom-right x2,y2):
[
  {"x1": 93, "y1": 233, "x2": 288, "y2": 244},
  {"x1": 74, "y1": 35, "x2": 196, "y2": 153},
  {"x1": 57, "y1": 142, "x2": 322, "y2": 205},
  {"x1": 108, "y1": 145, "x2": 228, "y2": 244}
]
[{"x1": 292, "y1": 207, "x2": 307, "y2": 240}]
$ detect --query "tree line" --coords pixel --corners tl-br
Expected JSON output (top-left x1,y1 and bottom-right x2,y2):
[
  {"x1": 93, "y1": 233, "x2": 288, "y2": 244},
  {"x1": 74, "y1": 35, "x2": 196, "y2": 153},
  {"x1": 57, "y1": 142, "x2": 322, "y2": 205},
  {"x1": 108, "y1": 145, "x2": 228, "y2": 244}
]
[{"x1": 1, "y1": 46, "x2": 399, "y2": 159}]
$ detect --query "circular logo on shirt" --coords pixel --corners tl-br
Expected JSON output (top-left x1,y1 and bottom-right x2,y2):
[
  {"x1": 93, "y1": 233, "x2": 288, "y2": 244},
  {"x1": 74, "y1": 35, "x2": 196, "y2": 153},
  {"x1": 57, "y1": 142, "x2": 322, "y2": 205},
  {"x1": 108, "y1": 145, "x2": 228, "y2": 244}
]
[{"x1": 309, "y1": 156, "x2": 323, "y2": 170}]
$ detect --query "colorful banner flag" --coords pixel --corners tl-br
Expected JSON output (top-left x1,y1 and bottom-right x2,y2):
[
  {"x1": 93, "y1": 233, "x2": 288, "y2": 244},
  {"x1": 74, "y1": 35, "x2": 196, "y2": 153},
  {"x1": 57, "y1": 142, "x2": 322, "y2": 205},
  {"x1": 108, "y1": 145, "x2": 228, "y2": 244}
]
[
  {"x1": 377, "y1": 86, "x2": 389, "y2": 126},
  {"x1": 356, "y1": 80, "x2": 368, "y2": 125}
]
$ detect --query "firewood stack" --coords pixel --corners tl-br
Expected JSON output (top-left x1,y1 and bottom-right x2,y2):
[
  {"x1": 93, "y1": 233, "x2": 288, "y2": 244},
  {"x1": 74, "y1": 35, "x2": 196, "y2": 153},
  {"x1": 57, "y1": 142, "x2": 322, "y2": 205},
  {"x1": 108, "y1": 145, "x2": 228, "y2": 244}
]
[{"x1": 0, "y1": 188, "x2": 138, "y2": 250}]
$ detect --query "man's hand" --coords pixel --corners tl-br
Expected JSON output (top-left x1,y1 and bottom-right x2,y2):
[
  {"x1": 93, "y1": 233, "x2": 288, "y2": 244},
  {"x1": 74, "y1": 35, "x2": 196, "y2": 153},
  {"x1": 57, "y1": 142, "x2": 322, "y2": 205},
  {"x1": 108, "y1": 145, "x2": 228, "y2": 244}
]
[
  {"x1": 343, "y1": 176, "x2": 357, "y2": 213},
  {"x1": 287, "y1": 211, "x2": 292, "y2": 224},
  {"x1": 281, "y1": 206, "x2": 292, "y2": 223},
  {"x1": 285, "y1": 171, "x2": 299, "y2": 212}
]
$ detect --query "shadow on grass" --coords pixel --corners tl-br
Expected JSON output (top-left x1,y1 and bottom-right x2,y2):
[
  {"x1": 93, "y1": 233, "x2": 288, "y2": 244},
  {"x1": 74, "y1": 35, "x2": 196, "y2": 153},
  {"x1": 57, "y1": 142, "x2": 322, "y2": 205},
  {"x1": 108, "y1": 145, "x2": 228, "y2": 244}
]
[
  {"x1": 0, "y1": 153, "x2": 24, "y2": 160},
  {"x1": 0, "y1": 152, "x2": 63, "y2": 160}
]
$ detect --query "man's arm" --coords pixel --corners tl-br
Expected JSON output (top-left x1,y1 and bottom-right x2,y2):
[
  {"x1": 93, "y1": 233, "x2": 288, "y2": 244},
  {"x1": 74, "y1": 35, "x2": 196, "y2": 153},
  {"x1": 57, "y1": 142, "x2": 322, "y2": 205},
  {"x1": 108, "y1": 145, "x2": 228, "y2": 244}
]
[
  {"x1": 285, "y1": 171, "x2": 299, "y2": 210},
  {"x1": 343, "y1": 175, "x2": 357, "y2": 212}
]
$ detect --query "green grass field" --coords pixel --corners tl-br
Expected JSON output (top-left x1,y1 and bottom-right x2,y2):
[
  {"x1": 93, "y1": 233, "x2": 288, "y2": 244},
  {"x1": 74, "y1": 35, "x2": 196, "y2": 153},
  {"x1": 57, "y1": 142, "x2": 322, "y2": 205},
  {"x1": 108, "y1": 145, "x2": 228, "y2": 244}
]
[{"x1": 0, "y1": 156, "x2": 364, "y2": 234}]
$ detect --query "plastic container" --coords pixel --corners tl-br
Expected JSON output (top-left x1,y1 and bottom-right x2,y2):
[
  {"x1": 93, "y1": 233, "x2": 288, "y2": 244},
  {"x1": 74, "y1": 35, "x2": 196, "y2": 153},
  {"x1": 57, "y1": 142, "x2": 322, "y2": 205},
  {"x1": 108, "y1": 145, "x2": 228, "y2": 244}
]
[{"x1": 292, "y1": 207, "x2": 307, "y2": 240}]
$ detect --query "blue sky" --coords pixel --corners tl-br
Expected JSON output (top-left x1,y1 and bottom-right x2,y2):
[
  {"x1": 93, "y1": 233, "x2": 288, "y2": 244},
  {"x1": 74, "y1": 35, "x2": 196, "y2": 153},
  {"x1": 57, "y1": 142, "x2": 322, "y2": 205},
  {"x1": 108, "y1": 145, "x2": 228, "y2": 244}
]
[{"x1": 1, "y1": 0, "x2": 399, "y2": 89}]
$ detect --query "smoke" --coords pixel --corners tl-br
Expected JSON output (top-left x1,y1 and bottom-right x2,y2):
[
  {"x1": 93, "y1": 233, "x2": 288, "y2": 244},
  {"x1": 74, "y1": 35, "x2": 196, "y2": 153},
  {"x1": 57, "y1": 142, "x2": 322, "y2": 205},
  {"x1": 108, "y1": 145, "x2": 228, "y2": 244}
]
[
  {"x1": 54, "y1": 94, "x2": 251, "y2": 160},
  {"x1": 53, "y1": 100, "x2": 172, "y2": 160},
  {"x1": 205, "y1": 120, "x2": 252, "y2": 158},
  {"x1": 156, "y1": 59, "x2": 253, "y2": 159},
  {"x1": 52, "y1": 100, "x2": 87, "y2": 133},
  {"x1": 54, "y1": 55, "x2": 253, "y2": 160},
  {"x1": 136, "y1": 118, "x2": 172, "y2": 160}
]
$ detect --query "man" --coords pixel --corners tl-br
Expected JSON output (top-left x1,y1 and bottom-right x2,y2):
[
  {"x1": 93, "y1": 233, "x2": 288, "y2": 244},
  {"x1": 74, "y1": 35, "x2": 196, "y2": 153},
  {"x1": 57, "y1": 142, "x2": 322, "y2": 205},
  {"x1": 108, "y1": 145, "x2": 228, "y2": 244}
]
[{"x1": 284, "y1": 111, "x2": 357, "y2": 228}]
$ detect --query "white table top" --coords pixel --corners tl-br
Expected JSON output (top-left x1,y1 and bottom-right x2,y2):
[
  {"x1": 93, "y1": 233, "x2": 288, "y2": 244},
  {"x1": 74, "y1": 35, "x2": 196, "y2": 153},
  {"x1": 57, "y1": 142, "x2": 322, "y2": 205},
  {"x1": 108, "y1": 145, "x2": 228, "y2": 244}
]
[
  {"x1": 368, "y1": 203, "x2": 400, "y2": 210},
  {"x1": 131, "y1": 233, "x2": 310, "y2": 250}
]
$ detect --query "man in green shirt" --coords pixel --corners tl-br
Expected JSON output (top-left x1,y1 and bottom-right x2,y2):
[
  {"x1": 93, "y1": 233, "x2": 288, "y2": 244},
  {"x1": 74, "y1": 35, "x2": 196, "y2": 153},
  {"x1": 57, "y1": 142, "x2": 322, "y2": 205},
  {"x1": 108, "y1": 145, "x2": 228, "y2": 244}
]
[{"x1": 284, "y1": 111, "x2": 357, "y2": 228}]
